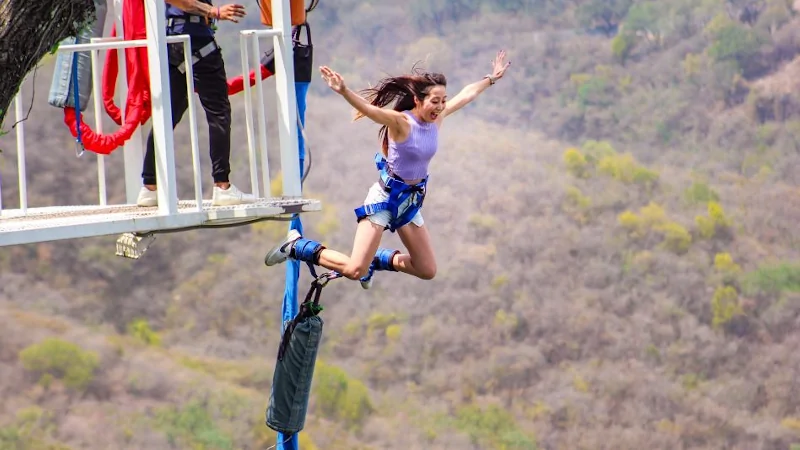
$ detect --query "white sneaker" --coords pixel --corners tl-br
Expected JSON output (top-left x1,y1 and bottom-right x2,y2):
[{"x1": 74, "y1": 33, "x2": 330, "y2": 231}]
[
  {"x1": 359, "y1": 267, "x2": 374, "y2": 290},
  {"x1": 137, "y1": 187, "x2": 158, "y2": 207},
  {"x1": 264, "y1": 229, "x2": 302, "y2": 266},
  {"x1": 212, "y1": 183, "x2": 256, "y2": 206}
]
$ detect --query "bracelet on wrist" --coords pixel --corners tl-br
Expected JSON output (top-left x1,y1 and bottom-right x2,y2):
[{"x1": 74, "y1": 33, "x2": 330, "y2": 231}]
[{"x1": 484, "y1": 74, "x2": 497, "y2": 85}]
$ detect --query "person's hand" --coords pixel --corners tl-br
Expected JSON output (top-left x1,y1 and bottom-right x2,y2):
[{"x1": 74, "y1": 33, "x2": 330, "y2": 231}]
[
  {"x1": 319, "y1": 66, "x2": 346, "y2": 94},
  {"x1": 217, "y1": 3, "x2": 246, "y2": 22},
  {"x1": 490, "y1": 50, "x2": 511, "y2": 80}
]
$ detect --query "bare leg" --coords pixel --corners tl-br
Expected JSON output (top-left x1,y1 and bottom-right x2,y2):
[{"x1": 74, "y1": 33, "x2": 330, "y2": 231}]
[
  {"x1": 316, "y1": 219, "x2": 384, "y2": 280},
  {"x1": 394, "y1": 223, "x2": 437, "y2": 280}
]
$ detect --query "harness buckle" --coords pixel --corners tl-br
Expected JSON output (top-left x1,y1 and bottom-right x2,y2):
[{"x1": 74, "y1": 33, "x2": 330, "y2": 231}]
[{"x1": 313, "y1": 271, "x2": 341, "y2": 288}]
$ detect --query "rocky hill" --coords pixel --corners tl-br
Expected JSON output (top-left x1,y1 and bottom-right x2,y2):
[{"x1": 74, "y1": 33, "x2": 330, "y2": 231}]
[{"x1": 1, "y1": 1, "x2": 800, "y2": 449}]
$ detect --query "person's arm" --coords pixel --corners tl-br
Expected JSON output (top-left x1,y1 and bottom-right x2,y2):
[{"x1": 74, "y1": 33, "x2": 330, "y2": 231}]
[
  {"x1": 440, "y1": 50, "x2": 511, "y2": 121},
  {"x1": 319, "y1": 66, "x2": 406, "y2": 129},
  {"x1": 439, "y1": 77, "x2": 494, "y2": 120},
  {"x1": 165, "y1": 1, "x2": 246, "y2": 22},
  {"x1": 339, "y1": 87, "x2": 405, "y2": 127},
  {"x1": 166, "y1": 0, "x2": 215, "y2": 16}
]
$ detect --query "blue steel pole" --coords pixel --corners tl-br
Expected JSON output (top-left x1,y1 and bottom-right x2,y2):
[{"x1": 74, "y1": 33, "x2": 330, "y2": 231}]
[{"x1": 276, "y1": 79, "x2": 309, "y2": 450}]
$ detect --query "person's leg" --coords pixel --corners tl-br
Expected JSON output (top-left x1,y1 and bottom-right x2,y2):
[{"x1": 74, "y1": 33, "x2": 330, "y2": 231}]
[
  {"x1": 394, "y1": 221, "x2": 437, "y2": 280},
  {"x1": 265, "y1": 219, "x2": 384, "y2": 280},
  {"x1": 194, "y1": 43, "x2": 255, "y2": 204},
  {"x1": 358, "y1": 183, "x2": 433, "y2": 286},
  {"x1": 194, "y1": 47, "x2": 231, "y2": 186},
  {"x1": 357, "y1": 207, "x2": 425, "y2": 289},
  {"x1": 138, "y1": 61, "x2": 189, "y2": 206},
  {"x1": 317, "y1": 219, "x2": 385, "y2": 279}
]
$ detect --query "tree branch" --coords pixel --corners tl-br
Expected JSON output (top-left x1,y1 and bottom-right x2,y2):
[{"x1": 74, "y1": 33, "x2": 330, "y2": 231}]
[{"x1": 0, "y1": 0, "x2": 95, "y2": 127}]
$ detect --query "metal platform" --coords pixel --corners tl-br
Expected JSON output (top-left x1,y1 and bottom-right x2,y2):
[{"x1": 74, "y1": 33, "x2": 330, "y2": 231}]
[
  {"x1": 0, "y1": 0, "x2": 315, "y2": 251},
  {"x1": 0, "y1": 197, "x2": 321, "y2": 246}
]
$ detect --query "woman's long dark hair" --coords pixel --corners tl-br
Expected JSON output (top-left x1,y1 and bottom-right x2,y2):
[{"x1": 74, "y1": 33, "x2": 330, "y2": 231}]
[{"x1": 356, "y1": 64, "x2": 447, "y2": 155}]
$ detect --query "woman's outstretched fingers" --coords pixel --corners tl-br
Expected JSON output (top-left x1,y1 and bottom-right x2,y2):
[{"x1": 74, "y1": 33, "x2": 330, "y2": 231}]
[
  {"x1": 492, "y1": 50, "x2": 511, "y2": 78},
  {"x1": 319, "y1": 66, "x2": 345, "y2": 93}
]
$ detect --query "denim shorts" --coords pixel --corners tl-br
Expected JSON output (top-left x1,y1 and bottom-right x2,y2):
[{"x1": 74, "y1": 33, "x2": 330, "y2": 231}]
[{"x1": 359, "y1": 182, "x2": 424, "y2": 229}]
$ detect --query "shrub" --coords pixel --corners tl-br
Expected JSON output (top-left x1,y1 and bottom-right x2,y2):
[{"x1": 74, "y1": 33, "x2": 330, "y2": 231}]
[
  {"x1": 656, "y1": 222, "x2": 692, "y2": 254},
  {"x1": 695, "y1": 201, "x2": 732, "y2": 239},
  {"x1": 611, "y1": 33, "x2": 635, "y2": 63},
  {"x1": 385, "y1": 324, "x2": 402, "y2": 342},
  {"x1": 127, "y1": 318, "x2": 162, "y2": 347},
  {"x1": 618, "y1": 203, "x2": 692, "y2": 253},
  {"x1": 564, "y1": 186, "x2": 593, "y2": 224},
  {"x1": 19, "y1": 338, "x2": 99, "y2": 391},
  {"x1": 618, "y1": 210, "x2": 643, "y2": 236},
  {"x1": 711, "y1": 286, "x2": 743, "y2": 329},
  {"x1": 155, "y1": 400, "x2": 233, "y2": 449},
  {"x1": 741, "y1": 262, "x2": 800, "y2": 295},
  {"x1": 366, "y1": 312, "x2": 403, "y2": 337},
  {"x1": 597, "y1": 153, "x2": 659, "y2": 188},
  {"x1": 639, "y1": 202, "x2": 667, "y2": 227},
  {"x1": 314, "y1": 361, "x2": 373, "y2": 429},
  {"x1": 454, "y1": 403, "x2": 537, "y2": 449},
  {"x1": 581, "y1": 139, "x2": 617, "y2": 163},
  {"x1": 563, "y1": 148, "x2": 590, "y2": 178},
  {"x1": 684, "y1": 181, "x2": 720, "y2": 204},
  {"x1": 695, "y1": 215, "x2": 715, "y2": 239},
  {"x1": 714, "y1": 253, "x2": 741, "y2": 274},
  {"x1": 705, "y1": 15, "x2": 765, "y2": 70}
]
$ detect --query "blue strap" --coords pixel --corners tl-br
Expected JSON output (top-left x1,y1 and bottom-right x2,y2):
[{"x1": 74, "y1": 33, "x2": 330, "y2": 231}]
[
  {"x1": 354, "y1": 154, "x2": 427, "y2": 232},
  {"x1": 71, "y1": 51, "x2": 84, "y2": 156},
  {"x1": 374, "y1": 152, "x2": 386, "y2": 170}
]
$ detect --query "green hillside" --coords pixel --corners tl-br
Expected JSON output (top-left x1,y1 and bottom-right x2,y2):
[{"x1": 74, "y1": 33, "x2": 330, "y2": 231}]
[{"x1": 1, "y1": 1, "x2": 800, "y2": 449}]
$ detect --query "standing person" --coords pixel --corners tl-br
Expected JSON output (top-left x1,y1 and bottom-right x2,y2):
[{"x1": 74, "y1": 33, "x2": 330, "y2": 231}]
[
  {"x1": 137, "y1": 0, "x2": 256, "y2": 207},
  {"x1": 264, "y1": 51, "x2": 512, "y2": 289}
]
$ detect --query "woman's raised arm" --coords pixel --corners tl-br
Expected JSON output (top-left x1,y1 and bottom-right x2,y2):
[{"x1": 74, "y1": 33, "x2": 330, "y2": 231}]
[
  {"x1": 320, "y1": 66, "x2": 406, "y2": 129},
  {"x1": 439, "y1": 50, "x2": 511, "y2": 121}
]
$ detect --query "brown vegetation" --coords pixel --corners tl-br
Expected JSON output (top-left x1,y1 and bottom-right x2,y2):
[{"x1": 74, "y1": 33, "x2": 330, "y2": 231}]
[{"x1": 1, "y1": 1, "x2": 800, "y2": 449}]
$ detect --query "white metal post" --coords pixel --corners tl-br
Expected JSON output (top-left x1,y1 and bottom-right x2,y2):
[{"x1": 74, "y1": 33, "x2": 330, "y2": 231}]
[
  {"x1": 239, "y1": 33, "x2": 260, "y2": 198},
  {"x1": 144, "y1": 0, "x2": 178, "y2": 215},
  {"x1": 113, "y1": 0, "x2": 146, "y2": 205},
  {"x1": 251, "y1": 35, "x2": 271, "y2": 198},
  {"x1": 15, "y1": 91, "x2": 27, "y2": 214},
  {"x1": 270, "y1": 0, "x2": 301, "y2": 198},
  {"x1": 173, "y1": 35, "x2": 203, "y2": 212},
  {"x1": 90, "y1": 40, "x2": 108, "y2": 206}
]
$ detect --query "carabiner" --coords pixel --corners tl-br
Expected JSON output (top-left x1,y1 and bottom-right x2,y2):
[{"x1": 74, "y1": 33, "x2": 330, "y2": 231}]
[
  {"x1": 75, "y1": 139, "x2": 85, "y2": 158},
  {"x1": 314, "y1": 271, "x2": 341, "y2": 288}
]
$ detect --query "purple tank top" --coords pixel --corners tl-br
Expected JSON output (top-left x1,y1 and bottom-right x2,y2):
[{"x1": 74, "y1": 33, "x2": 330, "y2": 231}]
[{"x1": 386, "y1": 111, "x2": 438, "y2": 180}]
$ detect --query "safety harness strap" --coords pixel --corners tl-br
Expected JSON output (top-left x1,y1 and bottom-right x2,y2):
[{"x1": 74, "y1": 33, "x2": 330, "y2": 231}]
[
  {"x1": 276, "y1": 271, "x2": 339, "y2": 361},
  {"x1": 71, "y1": 51, "x2": 85, "y2": 157},
  {"x1": 175, "y1": 40, "x2": 220, "y2": 74},
  {"x1": 353, "y1": 153, "x2": 427, "y2": 232},
  {"x1": 167, "y1": 16, "x2": 216, "y2": 28}
]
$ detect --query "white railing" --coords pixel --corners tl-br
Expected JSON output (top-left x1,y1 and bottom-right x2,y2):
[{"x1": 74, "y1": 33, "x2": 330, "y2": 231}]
[
  {"x1": 15, "y1": 83, "x2": 28, "y2": 215},
  {"x1": 90, "y1": 37, "x2": 108, "y2": 206},
  {"x1": 2, "y1": 0, "x2": 302, "y2": 219},
  {"x1": 239, "y1": 29, "x2": 281, "y2": 199}
]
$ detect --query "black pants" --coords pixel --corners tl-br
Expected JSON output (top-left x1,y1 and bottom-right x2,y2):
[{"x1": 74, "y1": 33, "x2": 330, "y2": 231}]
[{"x1": 142, "y1": 37, "x2": 232, "y2": 186}]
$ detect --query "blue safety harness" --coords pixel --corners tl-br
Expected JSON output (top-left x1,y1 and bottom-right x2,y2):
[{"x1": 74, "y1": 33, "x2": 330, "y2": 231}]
[{"x1": 354, "y1": 153, "x2": 428, "y2": 233}]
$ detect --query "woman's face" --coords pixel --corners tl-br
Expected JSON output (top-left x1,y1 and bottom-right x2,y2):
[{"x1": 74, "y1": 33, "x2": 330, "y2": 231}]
[{"x1": 416, "y1": 85, "x2": 447, "y2": 122}]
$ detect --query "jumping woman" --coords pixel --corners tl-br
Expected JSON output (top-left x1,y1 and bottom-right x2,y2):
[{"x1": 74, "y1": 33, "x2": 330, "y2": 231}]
[{"x1": 265, "y1": 50, "x2": 512, "y2": 288}]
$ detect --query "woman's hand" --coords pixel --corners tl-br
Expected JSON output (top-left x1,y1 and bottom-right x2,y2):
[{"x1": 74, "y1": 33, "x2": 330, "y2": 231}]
[
  {"x1": 217, "y1": 4, "x2": 246, "y2": 22},
  {"x1": 490, "y1": 50, "x2": 511, "y2": 80},
  {"x1": 319, "y1": 66, "x2": 346, "y2": 94}
]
